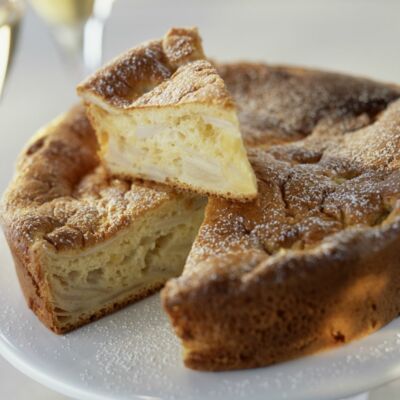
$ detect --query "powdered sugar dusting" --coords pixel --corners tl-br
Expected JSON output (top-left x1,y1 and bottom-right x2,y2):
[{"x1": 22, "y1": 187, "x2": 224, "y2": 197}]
[
  {"x1": 184, "y1": 77, "x2": 400, "y2": 275},
  {"x1": 77, "y1": 27, "x2": 205, "y2": 108},
  {"x1": 219, "y1": 63, "x2": 400, "y2": 147}
]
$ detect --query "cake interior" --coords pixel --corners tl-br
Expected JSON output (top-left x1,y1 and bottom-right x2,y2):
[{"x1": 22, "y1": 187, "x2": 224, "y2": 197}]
[
  {"x1": 89, "y1": 103, "x2": 257, "y2": 198},
  {"x1": 40, "y1": 196, "x2": 205, "y2": 332}
]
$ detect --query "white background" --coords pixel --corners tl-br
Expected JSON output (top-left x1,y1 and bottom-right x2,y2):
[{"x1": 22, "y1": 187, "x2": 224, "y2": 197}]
[{"x1": 1, "y1": 0, "x2": 400, "y2": 399}]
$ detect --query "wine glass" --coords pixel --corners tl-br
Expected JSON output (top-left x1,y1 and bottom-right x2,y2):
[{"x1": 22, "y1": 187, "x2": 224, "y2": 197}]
[
  {"x1": 0, "y1": 0, "x2": 24, "y2": 100},
  {"x1": 29, "y1": 0, "x2": 115, "y2": 80}
]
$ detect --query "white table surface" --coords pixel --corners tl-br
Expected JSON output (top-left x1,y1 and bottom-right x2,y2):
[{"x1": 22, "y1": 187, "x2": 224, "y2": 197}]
[{"x1": 1, "y1": 1, "x2": 400, "y2": 399}]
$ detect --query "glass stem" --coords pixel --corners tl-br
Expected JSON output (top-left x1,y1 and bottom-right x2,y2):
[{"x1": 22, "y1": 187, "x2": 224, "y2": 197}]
[
  {"x1": 83, "y1": 15, "x2": 104, "y2": 75},
  {"x1": 50, "y1": 22, "x2": 86, "y2": 79},
  {"x1": 83, "y1": 0, "x2": 114, "y2": 75},
  {"x1": 49, "y1": 0, "x2": 114, "y2": 81}
]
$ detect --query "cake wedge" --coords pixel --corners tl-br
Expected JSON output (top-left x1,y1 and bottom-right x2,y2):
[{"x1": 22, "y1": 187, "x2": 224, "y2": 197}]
[{"x1": 77, "y1": 28, "x2": 257, "y2": 201}]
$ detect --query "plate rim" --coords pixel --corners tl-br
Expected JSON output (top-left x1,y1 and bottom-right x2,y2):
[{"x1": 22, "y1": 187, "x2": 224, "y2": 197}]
[{"x1": 1, "y1": 317, "x2": 400, "y2": 400}]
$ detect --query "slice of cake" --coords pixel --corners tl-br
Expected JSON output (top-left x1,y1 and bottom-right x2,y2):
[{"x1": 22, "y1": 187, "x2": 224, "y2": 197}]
[
  {"x1": 0, "y1": 105, "x2": 205, "y2": 334},
  {"x1": 77, "y1": 28, "x2": 257, "y2": 201}
]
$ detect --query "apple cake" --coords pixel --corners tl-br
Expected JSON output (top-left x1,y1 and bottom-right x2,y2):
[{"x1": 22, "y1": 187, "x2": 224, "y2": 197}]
[{"x1": 2, "y1": 62, "x2": 400, "y2": 372}]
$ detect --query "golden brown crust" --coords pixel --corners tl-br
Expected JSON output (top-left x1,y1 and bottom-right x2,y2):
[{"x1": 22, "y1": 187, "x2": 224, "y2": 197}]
[
  {"x1": 162, "y1": 27, "x2": 205, "y2": 69},
  {"x1": 77, "y1": 27, "x2": 205, "y2": 109},
  {"x1": 132, "y1": 60, "x2": 235, "y2": 109},
  {"x1": 162, "y1": 63, "x2": 400, "y2": 370},
  {"x1": 218, "y1": 63, "x2": 400, "y2": 147},
  {"x1": 163, "y1": 225, "x2": 400, "y2": 370}
]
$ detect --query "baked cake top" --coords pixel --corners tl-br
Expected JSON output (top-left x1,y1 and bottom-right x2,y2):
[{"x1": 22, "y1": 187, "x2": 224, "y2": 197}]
[
  {"x1": 131, "y1": 60, "x2": 235, "y2": 109},
  {"x1": 219, "y1": 63, "x2": 400, "y2": 147},
  {"x1": 77, "y1": 27, "x2": 207, "y2": 109}
]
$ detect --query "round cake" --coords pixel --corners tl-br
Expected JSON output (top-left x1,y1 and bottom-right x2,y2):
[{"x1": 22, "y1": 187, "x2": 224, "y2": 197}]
[{"x1": 2, "y1": 62, "x2": 400, "y2": 371}]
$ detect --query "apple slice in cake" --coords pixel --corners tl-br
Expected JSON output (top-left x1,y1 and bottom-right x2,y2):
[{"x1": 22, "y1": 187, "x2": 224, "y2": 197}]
[{"x1": 77, "y1": 28, "x2": 257, "y2": 201}]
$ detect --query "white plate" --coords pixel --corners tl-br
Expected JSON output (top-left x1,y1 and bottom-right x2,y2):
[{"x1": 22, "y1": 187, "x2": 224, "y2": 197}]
[{"x1": 1, "y1": 231, "x2": 400, "y2": 400}]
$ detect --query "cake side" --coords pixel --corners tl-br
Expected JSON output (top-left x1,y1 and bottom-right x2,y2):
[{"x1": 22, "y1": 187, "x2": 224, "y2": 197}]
[{"x1": 163, "y1": 222, "x2": 400, "y2": 370}]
